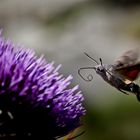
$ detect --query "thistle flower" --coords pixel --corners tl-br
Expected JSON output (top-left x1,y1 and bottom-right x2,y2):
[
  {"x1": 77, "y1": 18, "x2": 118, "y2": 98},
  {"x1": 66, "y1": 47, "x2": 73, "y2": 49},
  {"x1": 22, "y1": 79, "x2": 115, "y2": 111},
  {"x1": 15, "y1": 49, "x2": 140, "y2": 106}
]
[{"x1": 0, "y1": 33, "x2": 86, "y2": 139}]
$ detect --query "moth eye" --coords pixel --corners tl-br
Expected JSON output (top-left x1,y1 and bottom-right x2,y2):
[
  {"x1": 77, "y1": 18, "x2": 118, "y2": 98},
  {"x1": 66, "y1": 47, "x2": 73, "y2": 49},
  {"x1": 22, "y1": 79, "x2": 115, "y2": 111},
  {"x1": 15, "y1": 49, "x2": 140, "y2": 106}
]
[
  {"x1": 100, "y1": 69, "x2": 104, "y2": 72},
  {"x1": 97, "y1": 67, "x2": 104, "y2": 72}
]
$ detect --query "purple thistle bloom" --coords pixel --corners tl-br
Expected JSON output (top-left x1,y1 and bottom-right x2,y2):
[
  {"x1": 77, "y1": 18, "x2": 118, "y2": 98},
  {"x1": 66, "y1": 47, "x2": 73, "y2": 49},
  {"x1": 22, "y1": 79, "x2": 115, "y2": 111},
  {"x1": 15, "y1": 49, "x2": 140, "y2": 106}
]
[{"x1": 0, "y1": 32, "x2": 85, "y2": 139}]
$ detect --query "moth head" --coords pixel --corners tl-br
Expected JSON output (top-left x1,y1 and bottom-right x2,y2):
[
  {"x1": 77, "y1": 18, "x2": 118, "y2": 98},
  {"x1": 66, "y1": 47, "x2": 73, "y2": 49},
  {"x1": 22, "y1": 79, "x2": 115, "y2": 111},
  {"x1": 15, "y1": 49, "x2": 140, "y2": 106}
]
[
  {"x1": 78, "y1": 53, "x2": 106, "y2": 81},
  {"x1": 94, "y1": 64, "x2": 106, "y2": 76}
]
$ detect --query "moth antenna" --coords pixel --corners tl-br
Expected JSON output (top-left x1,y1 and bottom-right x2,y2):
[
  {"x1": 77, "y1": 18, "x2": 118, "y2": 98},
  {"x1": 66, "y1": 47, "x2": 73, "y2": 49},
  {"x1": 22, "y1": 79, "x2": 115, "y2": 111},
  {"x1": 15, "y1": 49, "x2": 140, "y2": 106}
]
[
  {"x1": 84, "y1": 52, "x2": 99, "y2": 64},
  {"x1": 99, "y1": 58, "x2": 103, "y2": 66},
  {"x1": 99, "y1": 58, "x2": 113, "y2": 77},
  {"x1": 78, "y1": 67, "x2": 95, "y2": 82}
]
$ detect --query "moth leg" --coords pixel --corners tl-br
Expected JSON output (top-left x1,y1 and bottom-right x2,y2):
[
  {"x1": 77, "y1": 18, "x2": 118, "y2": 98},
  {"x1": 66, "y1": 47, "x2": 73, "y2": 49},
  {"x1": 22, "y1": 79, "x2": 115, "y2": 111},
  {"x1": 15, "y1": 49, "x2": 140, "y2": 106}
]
[{"x1": 118, "y1": 89, "x2": 129, "y2": 95}]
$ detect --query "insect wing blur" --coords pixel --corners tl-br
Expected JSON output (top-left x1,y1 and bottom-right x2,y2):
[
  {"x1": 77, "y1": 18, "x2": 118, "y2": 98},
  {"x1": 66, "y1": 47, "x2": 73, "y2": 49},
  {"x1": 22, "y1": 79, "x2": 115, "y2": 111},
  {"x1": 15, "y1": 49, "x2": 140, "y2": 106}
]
[{"x1": 78, "y1": 49, "x2": 140, "y2": 102}]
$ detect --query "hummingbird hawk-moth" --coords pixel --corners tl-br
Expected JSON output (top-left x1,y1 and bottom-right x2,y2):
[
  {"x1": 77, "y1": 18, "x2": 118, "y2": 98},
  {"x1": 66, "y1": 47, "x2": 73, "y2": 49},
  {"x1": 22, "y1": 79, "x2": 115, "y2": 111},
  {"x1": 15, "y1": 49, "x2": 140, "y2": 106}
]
[{"x1": 78, "y1": 49, "x2": 140, "y2": 101}]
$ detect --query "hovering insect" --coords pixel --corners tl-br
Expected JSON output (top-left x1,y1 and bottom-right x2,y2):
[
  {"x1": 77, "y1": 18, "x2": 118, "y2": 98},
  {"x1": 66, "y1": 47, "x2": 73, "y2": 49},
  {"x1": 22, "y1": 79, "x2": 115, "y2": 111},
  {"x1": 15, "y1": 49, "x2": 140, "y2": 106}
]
[{"x1": 78, "y1": 49, "x2": 140, "y2": 101}]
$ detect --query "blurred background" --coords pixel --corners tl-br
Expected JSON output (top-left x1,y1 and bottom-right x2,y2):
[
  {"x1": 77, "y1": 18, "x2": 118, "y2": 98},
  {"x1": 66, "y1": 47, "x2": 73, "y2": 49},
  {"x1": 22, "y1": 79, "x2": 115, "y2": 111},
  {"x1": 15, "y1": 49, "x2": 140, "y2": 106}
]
[{"x1": 1, "y1": 0, "x2": 140, "y2": 140}]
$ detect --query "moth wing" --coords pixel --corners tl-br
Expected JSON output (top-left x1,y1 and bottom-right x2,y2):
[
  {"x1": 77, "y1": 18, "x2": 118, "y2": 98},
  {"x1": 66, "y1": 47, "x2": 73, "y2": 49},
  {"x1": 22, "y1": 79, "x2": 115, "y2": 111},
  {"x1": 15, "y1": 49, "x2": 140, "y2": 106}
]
[
  {"x1": 114, "y1": 49, "x2": 139, "y2": 67},
  {"x1": 113, "y1": 49, "x2": 140, "y2": 81},
  {"x1": 114, "y1": 63, "x2": 140, "y2": 81}
]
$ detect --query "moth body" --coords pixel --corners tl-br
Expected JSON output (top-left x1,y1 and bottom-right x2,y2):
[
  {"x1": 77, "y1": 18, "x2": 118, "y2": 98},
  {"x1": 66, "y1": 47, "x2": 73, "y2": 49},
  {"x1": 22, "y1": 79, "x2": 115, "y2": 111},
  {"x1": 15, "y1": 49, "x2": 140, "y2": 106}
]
[
  {"x1": 94, "y1": 64, "x2": 130, "y2": 93},
  {"x1": 78, "y1": 49, "x2": 140, "y2": 101}
]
